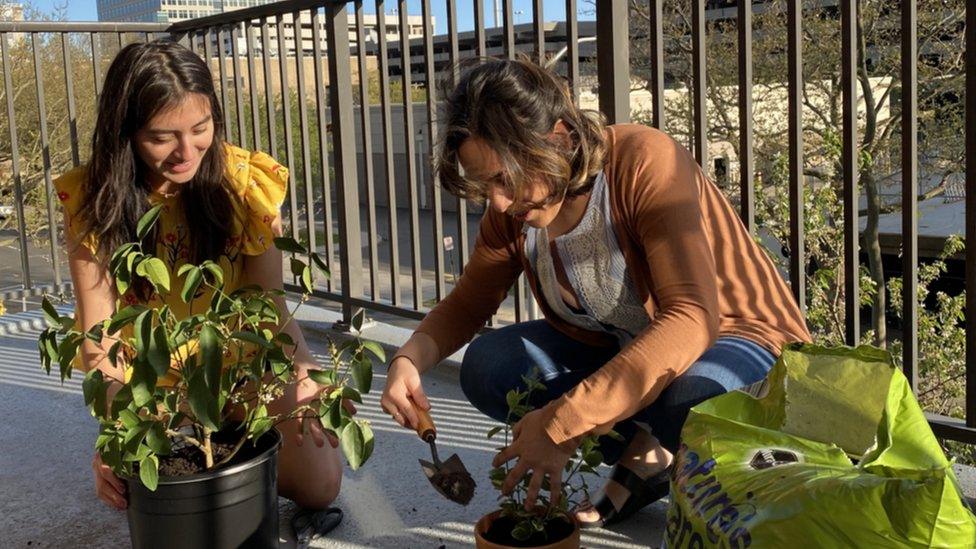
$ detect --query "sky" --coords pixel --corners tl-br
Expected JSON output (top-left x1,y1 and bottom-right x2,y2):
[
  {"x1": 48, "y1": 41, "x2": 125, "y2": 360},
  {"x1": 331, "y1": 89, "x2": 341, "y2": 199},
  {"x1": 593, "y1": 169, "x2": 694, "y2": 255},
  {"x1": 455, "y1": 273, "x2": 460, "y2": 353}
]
[{"x1": 26, "y1": 0, "x2": 595, "y2": 35}]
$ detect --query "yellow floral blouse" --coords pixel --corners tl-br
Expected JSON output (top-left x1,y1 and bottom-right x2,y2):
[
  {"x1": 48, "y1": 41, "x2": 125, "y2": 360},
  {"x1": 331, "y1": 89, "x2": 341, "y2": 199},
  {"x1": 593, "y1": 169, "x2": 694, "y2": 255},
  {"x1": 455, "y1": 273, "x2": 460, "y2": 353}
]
[{"x1": 53, "y1": 144, "x2": 288, "y2": 381}]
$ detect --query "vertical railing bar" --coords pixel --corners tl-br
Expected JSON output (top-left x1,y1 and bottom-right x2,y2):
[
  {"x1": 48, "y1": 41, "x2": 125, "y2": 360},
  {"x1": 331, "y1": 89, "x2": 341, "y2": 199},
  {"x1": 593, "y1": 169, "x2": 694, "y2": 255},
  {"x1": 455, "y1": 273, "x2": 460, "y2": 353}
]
[
  {"x1": 737, "y1": 0, "x2": 754, "y2": 232},
  {"x1": 596, "y1": 0, "x2": 629, "y2": 124},
  {"x1": 964, "y1": 0, "x2": 975, "y2": 427},
  {"x1": 448, "y1": 0, "x2": 469, "y2": 277},
  {"x1": 32, "y1": 32, "x2": 62, "y2": 287},
  {"x1": 1, "y1": 33, "x2": 31, "y2": 289},
  {"x1": 61, "y1": 33, "x2": 80, "y2": 167},
  {"x1": 532, "y1": 0, "x2": 544, "y2": 60},
  {"x1": 114, "y1": 31, "x2": 122, "y2": 51},
  {"x1": 399, "y1": 0, "x2": 423, "y2": 310},
  {"x1": 260, "y1": 19, "x2": 277, "y2": 158},
  {"x1": 422, "y1": 0, "x2": 445, "y2": 303},
  {"x1": 565, "y1": 0, "x2": 579, "y2": 104},
  {"x1": 691, "y1": 0, "x2": 707, "y2": 166},
  {"x1": 649, "y1": 0, "x2": 664, "y2": 129},
  {"x1": 502, "y1": 0, "x2": 515, "y2": 58},
  {"x1": 354, "y1": 1, "x2": 378, "y2": 300},
  {"x1": 312, "y1": 7, "x2": 336, "y2": 293},
  {"x1": 377, "y1": 0, "x2": 401, "y2": 306},
  {"x1": 244, "y1": 21, "x2": 262, "y2": 151},
  {"x1": 292, "y1": 10, "x2": 316, "y2": 255},
  {"x1": 90, "y1": 32, "x2": 103, "y2": 104},
  {"x1": 787, "y1": 0, "x2": 805, "y2": 313},
  {"x1": 901, "y1": 0, "x2": 918, "y2": 390},
  {"x1": 474, "y1": 0, "x2": 486, "y2": 56},
  {"x1": 276, "y1": 14, "x2": 299, "y2": 241},
  {"x1": 230, "y1": 22, "x2": 247, "y2": 148},
  {"x1": 325, "y1": 2, "x2": 364, "y2": 321},
  {"x1": 841, "y1": 0, "x2": 860, "y2": 345},
  {"x1": 216, "y1": 27, "x2": 233, "y2": 145}
]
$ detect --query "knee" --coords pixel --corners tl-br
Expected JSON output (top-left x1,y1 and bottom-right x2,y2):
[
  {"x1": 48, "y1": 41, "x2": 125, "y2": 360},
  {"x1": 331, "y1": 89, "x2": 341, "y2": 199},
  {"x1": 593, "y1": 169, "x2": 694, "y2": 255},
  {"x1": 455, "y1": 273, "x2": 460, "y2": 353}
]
[
  {"x1": 279, "y1": 462, "x2": 341, "y2": 510},
  {"x1": 459, "y1": 334, "x2": 510, "y2": 422}
]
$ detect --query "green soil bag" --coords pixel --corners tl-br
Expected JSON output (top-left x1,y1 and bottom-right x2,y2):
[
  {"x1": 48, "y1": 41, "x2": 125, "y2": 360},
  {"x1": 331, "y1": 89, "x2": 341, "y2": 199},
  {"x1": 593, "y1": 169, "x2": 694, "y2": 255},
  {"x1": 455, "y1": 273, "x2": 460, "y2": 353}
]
[{"x1": 663, "y1": 343, "x2": 976, "y2": 548}]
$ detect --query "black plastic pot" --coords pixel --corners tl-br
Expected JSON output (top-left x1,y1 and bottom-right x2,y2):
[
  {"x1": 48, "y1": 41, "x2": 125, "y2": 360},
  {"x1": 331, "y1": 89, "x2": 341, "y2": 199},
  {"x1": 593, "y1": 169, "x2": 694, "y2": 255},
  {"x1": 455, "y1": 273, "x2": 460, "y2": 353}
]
[{"x1": 125, "y1": 428, "x2": 282, "y2": 549}]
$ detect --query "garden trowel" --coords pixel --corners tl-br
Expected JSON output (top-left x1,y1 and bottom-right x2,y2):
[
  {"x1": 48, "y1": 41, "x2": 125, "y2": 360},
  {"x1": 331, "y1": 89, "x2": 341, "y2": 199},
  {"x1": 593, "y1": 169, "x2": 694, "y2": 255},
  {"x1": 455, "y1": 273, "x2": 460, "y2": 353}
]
[{"x1": 411, "y1": 401, "x2": 476, "y2": 505}]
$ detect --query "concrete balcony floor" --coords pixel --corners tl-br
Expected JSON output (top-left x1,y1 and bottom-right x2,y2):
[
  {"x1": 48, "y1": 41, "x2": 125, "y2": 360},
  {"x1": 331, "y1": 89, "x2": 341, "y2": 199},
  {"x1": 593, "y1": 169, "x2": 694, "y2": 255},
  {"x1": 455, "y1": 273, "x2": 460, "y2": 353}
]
[{"x1": 1, "y1": 304, "x2": 973, "y2": 548}]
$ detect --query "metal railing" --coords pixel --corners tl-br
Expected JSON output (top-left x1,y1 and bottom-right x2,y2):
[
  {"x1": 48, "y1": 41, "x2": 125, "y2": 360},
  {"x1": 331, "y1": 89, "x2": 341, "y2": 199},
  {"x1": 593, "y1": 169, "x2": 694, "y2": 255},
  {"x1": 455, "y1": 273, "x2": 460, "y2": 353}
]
[{"x1": 0, "y1": 0, "x2": 974, "y2": 445}]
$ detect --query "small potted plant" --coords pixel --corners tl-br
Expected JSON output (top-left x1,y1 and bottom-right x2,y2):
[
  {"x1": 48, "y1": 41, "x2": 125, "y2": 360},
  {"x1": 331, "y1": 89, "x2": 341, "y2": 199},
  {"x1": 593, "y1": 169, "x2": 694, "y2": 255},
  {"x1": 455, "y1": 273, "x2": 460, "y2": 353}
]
[
  {"x1": 38, "y1": 205, "x2": 381, "y2": 549},
  {"x1": 476, "y1": 374, "x2": 611, "y2": 549}
]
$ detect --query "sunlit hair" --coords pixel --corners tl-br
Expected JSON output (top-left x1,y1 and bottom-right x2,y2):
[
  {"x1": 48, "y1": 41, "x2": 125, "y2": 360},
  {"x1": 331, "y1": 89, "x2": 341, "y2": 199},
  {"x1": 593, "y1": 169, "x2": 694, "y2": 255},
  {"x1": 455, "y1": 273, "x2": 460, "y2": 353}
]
[
  {"x1": 434, "y1": 55, "x2": 607, "y2": 208},
  {"x1": 79, "y1": 39, "x2": 234, "y2": 265}
]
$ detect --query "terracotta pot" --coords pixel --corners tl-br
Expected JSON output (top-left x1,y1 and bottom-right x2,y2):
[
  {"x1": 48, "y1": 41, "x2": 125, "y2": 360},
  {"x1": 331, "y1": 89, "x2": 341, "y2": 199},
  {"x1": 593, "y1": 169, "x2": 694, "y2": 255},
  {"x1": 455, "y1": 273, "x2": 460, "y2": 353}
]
[{"x1": 474, "y1": 509, "x2": 581, "y2": 549}]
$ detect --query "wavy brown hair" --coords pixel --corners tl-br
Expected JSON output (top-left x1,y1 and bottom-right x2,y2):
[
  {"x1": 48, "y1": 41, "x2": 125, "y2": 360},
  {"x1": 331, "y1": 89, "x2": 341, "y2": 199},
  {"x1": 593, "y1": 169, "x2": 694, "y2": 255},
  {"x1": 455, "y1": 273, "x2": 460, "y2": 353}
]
[
  {"x1": 434, "y1": 56, "x2": 607, "y2": 206},
  {"x1": 79, "y1": 39, "x2": 234, "y2": 265}
]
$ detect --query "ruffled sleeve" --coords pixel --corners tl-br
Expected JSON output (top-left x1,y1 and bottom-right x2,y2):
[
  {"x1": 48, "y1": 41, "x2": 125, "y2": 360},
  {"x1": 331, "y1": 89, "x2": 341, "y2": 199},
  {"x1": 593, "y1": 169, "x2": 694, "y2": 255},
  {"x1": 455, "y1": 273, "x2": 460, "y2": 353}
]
[
  {"x1": 52, "y1": 165, "x2": 98, "y2": 254},
  {"x1": 224, "y1": 145, "x2": 289, "y2": 256}
]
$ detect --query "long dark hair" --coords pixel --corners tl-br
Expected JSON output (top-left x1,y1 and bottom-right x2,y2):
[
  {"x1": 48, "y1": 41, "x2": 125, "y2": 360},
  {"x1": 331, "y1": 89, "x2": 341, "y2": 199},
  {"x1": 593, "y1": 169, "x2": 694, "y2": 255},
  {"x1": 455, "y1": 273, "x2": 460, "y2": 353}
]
[
  {"x1": 80, "y1": 39, "x2": 234, "y2": 265},
  {"x1": 434, "y1": 56, "x2": 607, "y2": 205}
]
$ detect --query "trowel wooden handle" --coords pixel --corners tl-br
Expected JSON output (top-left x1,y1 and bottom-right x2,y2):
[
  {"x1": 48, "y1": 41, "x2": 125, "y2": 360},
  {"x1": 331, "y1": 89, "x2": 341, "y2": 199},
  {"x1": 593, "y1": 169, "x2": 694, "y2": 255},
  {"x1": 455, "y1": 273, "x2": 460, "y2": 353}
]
[{"x1": 411, "y1": 400, "x2": 436, "y2": 441}]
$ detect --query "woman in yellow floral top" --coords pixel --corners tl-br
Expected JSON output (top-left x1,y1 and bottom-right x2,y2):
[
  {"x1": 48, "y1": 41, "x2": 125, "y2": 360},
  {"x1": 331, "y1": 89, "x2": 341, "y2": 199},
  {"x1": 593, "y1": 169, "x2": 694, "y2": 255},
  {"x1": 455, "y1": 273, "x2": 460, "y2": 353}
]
[{"x1": 54, "y1": 40, "x2": 345, "y2": 536}]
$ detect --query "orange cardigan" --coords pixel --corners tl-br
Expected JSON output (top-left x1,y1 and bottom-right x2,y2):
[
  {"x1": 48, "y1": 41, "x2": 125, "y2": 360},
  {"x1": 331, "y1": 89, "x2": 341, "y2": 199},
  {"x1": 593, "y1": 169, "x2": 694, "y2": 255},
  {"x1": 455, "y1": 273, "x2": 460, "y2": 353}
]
[{"x1": 409, "y1": 124, "x2": 811, "y2": 445}]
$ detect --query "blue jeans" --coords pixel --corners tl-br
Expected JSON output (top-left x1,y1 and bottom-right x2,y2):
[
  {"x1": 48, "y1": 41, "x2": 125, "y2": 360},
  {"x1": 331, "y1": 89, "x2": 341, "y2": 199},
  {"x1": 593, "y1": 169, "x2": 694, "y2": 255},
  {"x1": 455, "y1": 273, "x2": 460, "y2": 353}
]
[{"x1": 459, "y1": 320, "x2": 775, "y2": 464}]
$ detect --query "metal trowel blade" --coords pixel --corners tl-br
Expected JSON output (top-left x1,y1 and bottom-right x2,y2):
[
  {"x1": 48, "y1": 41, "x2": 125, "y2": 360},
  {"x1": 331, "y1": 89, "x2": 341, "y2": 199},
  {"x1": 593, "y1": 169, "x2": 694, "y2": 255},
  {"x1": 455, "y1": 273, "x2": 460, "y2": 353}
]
[{"x1": 418, "y1": 454, "x2": 477, "y2": 506}]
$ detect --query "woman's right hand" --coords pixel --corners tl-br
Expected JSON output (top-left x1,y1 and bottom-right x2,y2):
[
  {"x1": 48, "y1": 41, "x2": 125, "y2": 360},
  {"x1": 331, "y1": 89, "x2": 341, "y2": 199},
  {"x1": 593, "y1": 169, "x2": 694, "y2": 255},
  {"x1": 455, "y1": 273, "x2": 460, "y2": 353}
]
[
  {"x1": 92, "y1": 452, "x2": 127, "y2": 510},
  {"x1": 381, "y1": 356, "x2": 431, "y2": 430}
]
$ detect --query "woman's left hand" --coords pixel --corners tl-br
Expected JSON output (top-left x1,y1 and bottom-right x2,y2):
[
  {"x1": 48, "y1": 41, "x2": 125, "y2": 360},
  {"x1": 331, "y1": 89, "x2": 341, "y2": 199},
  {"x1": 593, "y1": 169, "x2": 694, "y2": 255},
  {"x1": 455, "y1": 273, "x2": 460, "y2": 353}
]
[
  {"x1": 493, "y1": 408, "x2": 578, "y2": 510},
  {"x1": 294, "y1": 372, "x2": 357, "y2": 449}
]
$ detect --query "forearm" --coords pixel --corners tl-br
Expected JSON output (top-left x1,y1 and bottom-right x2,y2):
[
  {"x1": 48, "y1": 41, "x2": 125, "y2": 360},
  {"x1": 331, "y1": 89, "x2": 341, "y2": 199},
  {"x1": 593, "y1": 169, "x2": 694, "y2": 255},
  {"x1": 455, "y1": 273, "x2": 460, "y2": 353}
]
[{"x1": 391, "y1": 332, "x2": 441, "y2": 374}]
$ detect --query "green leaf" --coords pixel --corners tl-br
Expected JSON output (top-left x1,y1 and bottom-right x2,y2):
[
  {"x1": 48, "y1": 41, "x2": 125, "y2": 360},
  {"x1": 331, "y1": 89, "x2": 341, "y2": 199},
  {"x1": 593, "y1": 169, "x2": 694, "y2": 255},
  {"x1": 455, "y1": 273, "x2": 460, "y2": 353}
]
[
  {"x1": 351, "y1": 356, "x2": 372, "y2": 394},
  {"x1": 107, "y1": 305, "x2": 148, "y2": 335},
  {"x1": 85, "y1": 322, "x2": 105, "y2": 344},
  {"x1": 139, "y1": 454, "x2": 159, "y2": 491},
  {"x1": 136, "y1": 204, "x2": 164, "y2": 240},
  {"x1": 230, "y1": 330, "x2": 274, "y2": 349},
  {"x1": 307, "y1": 368, "x2": 336, "y2": 387},
  {"x1": 199, "y1": 324, "x2": 222, "y2": 393},
  {"x1": 201, "y1": 261, "x2": 225, "y2": 290},
  {"x1": 180, "y1": 266, "x2": 203, "y2": 303},
  {"x1": 109, "y1": 242, "x2": 138, "y2": 275},
  {"x1": 129, "y1": 358, "x2": 157, "y2": 408},
  {"x1": 274, "y1": 332, "x2": 295, "y2": 347},
  {"x1": 146, "y1": 424, "x2": 172, "y2": 454},
  {"x1": 37, "y1": 330, "x2": 58, "y2": 374},
  {"x1": 119, "y1": 409, "x2": 141, "y2": 429},
  {"x1": 110, "y1": 385, "x2": 133, "y2": 418},
  {"x1": 138, "y1": 257, "x2": 171, "y2": 294},
  {"x1": 351, "y1": 309, "x2": 365, "y2": 332},
  {"x1": 487, "y1": 426, "x2": 503, "y2": 439},
  {"x1": 340, "y1": 421, "x2": 373, "y2": 470},
  {"x1": 57, "y1": 333, "x2": 82, "y2": 381},
  {"x1": 148, "y1": 324, "x2": 171, "y2": 377},
  {"x1": 360, "y1": 341, "x2": 386, "y2": 363},
  {"x1": 41, "y1": 296, "x2": 61, "y2": 329},
  {"x1": 310, "y1": 253, "x2": 329, "y2": 277},
  {"x1": 339, "y1": 386, "x2": 363, "y2": 404},
  {"x1": 82, "y1": 368, "x2": 107, "y2": 414},
  {"x1": 176, "y1": 263, "x2": 196, "y2": 277},
  {"x1": 186, "y1": 366, "x2": 220, "y2": 431},
  {"x1": 133, "y1": 309, "x2": 152, "y2": 360},
  {"x1": 107, "y1": 340, "x2": 123, "y2": 369},
  {"x1": 300, "y1": 265, "x2": 313, "y2": 293},
  {"x1": 115, "y1": 266, "x2": 131, "y2": 296},
  {"x1": 274, "y1": 236, "x2": 307, "y2": 254},
  {"x1": 289, "y1": 257, "x2": 305, "y2": 278}
]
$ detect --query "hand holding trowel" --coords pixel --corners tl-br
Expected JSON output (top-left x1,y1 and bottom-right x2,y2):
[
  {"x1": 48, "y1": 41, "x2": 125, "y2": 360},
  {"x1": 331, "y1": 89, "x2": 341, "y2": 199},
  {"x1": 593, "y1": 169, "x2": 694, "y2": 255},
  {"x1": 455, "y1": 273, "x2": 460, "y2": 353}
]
[{"x1": 409, "y1": 400, "x2": 476, "y2": 505}]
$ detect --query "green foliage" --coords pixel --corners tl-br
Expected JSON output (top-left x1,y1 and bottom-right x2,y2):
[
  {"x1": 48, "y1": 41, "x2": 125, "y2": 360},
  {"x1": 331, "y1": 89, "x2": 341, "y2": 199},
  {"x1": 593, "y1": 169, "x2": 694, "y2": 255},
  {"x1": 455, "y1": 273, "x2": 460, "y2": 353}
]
[
  {"x1": 38, "y1": 210, "x2": 379, "y2": 489},
  {"x1": 487, "y1": 371, "x2": 606, "y2": 542}
]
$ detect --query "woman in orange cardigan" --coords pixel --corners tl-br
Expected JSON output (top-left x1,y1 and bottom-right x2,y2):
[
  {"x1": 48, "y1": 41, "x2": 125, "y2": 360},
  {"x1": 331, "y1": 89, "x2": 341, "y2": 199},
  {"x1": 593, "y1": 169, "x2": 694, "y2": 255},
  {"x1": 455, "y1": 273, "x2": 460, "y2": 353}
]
[{"x1": 380, "y1": 57, "x2": 810, "y2": 528}]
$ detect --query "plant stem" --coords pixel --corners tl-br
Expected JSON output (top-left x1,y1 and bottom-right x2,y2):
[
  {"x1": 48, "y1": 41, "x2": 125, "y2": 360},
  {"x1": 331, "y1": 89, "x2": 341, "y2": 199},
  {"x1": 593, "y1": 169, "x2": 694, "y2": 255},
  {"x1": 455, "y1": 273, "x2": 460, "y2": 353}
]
[
  {"x1": 212, "y1": 431, "x2": 250, "y2": 469},
  {"x1": 203, "y1": 427, "x2": 214, "y2": 469},
  {"x1": 164, "y1": 428, "x2": 206, "y2": 451}
]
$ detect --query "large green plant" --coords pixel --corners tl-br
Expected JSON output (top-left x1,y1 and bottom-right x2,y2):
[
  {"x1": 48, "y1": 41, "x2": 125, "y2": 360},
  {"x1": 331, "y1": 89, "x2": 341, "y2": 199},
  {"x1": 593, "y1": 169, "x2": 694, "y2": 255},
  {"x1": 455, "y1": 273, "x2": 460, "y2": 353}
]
[{"x1": 38, "y1": 205, "x2": 380, "y2": 489}]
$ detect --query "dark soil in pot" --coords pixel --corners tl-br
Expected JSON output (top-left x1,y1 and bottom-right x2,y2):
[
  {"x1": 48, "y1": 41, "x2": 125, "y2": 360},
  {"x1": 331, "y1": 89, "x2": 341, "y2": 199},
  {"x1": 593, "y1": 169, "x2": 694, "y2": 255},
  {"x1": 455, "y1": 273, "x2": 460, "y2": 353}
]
[
  {"x1": 482, "y1": 514, "x2": 576, "y2": 547},
  {"x1": 125, "y1": 427, "x2": 281, "y2": 549}
]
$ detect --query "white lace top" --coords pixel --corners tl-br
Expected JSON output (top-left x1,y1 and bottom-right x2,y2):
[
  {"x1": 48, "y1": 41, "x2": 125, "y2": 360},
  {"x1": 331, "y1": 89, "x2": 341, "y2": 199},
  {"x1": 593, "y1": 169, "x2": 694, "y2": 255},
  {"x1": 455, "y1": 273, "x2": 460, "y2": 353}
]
[{"x1": 524, "y1": 171, "x2": 651, "y2": 345}]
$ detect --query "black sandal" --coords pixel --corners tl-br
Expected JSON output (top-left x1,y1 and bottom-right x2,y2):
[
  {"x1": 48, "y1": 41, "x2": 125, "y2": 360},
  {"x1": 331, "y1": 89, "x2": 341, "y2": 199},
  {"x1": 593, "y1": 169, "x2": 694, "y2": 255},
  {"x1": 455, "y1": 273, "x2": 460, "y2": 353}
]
[
  {"x1": 579, "y1": 463, "x2": 673, "y2": 529},
  {"x1": 293, "y1": 507, "x2": 343, "y2": 548}
]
